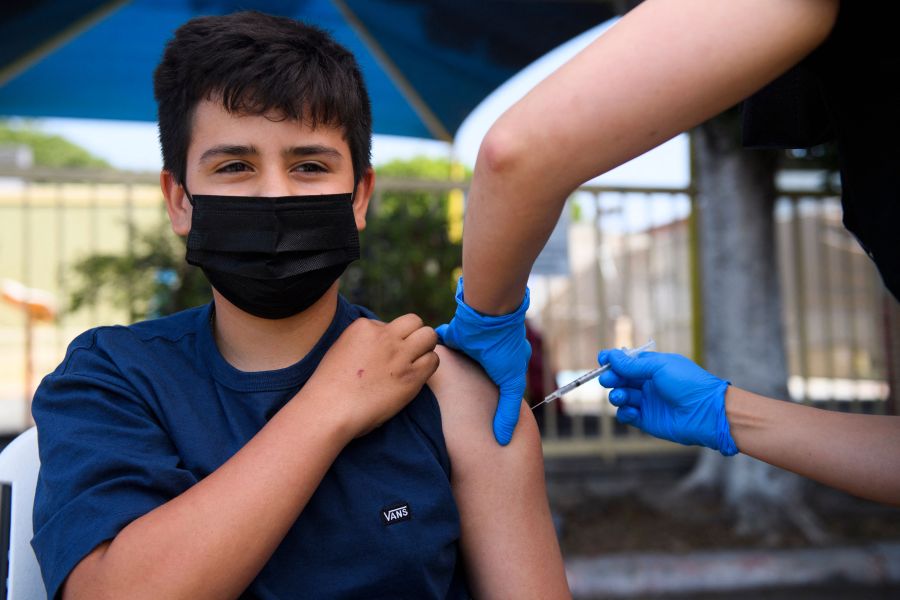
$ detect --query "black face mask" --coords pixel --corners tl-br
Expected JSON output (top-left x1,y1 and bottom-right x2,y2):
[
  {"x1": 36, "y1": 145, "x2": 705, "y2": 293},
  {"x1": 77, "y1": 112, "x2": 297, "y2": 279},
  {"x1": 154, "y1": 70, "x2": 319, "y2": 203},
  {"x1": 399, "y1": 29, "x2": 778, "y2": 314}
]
[{"x1": 185, "y1": 192, "x2": 360, "y2": 319}]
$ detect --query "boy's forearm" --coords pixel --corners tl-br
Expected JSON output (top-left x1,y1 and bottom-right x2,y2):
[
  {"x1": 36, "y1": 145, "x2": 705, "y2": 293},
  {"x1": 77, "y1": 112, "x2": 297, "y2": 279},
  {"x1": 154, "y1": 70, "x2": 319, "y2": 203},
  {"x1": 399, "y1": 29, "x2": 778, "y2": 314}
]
[
  {"x1": 63, "y1": 389, "x2": 352, "y2": 600},
  {"x1": 726, "y1": 386, "x2": 900, "y2": 505}
]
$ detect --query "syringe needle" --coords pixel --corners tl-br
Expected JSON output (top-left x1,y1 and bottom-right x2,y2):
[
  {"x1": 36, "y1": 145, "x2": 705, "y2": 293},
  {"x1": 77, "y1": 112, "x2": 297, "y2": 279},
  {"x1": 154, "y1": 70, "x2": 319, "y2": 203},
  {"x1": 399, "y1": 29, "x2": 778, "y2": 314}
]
[
  {"x1": 530, "y1": 394, "x2": 558, "y2": 411},
  {"x1": 532, "y1": 338, "x2": 656, "y2": 411}
]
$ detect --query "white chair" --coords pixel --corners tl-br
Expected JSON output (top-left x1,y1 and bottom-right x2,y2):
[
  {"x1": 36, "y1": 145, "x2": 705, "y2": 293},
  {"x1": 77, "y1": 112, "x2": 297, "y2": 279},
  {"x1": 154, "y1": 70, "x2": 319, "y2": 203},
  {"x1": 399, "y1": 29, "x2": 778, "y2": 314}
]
[{"x1": 0, "y1": 428, "x2": 47, "y2": 600}]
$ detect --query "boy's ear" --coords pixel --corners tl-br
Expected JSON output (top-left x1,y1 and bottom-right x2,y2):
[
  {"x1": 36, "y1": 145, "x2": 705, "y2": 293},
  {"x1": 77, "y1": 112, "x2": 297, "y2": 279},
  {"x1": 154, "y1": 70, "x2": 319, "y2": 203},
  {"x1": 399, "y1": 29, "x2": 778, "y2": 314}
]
[
  {"x1": 161, "y1": 171, "x2": 192, "y2": 236},
  {"x1": 352, "y1": 167, "x2": 375, "y2": 231}
]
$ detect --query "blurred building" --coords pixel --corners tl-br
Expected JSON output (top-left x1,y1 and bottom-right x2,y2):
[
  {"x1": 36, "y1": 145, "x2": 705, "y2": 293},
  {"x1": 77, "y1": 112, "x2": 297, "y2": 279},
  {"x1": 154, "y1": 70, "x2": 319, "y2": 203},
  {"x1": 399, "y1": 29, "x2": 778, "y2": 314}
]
[{"x1": 536, "y1": 191, "x2": 896, "y2": 415}]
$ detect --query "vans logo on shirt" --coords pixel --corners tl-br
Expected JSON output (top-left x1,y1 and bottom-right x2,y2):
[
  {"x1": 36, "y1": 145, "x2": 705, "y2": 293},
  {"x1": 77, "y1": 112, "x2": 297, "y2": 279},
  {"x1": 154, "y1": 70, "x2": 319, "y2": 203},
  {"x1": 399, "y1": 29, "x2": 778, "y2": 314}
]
[{"x1": 381, "y1": 502, "x2": 412, "y2": 525}]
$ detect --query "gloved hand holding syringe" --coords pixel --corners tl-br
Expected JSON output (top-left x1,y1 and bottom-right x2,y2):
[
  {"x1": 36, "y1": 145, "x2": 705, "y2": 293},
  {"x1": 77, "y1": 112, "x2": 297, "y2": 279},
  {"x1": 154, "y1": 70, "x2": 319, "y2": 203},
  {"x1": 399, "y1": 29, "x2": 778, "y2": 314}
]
[{"x1": 532, "y1": 339, "x2": 656, "y2": 410}]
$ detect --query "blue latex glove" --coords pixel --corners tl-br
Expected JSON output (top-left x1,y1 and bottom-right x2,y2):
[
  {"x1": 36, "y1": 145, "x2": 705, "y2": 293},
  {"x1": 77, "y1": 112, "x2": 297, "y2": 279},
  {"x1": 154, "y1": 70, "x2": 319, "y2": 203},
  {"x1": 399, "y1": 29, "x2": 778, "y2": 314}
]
[
  {"x1": 436, "y1": 278, "x2": 531, "y2": 446},
  {"x1": 596, "y1": 349, "x2": 738, "y2": 456}
]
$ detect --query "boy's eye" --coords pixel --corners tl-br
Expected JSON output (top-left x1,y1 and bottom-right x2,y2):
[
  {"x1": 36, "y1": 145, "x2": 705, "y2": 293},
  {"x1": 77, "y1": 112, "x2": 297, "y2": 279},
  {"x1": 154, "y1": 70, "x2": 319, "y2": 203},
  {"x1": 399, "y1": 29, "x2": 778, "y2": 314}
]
[
  {"x1": 294, "y1": 162, "x2": 327, "y2": 174},
  {"x1": 217, "y1": 162, "x2": 250, "y2": 173}
]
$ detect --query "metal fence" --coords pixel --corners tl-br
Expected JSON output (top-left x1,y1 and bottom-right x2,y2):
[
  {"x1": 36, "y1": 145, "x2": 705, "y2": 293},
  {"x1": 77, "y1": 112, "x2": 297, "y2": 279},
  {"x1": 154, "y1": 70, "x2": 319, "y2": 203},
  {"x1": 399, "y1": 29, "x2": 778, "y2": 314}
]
[
  {"x1": 532, "y1": 185, "x2": 898, "y2": 459},
  {"x1": 532, "y1": 185, "x2": 697, "y2": 458},
  {"x1": 1, "y1": 167, "x2": 897, "y2": 461}
]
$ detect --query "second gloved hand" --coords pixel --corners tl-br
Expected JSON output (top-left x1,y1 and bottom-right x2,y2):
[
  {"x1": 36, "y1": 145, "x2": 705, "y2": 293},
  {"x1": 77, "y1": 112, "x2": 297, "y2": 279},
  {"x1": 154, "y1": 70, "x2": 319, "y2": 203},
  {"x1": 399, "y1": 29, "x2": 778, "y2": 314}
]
[
  {"x1": 436, "y1": 278, "x2": 531, "y2": 446},
  {"x1": 596, "y1": 350, "x2": 738, "y2": 456}
]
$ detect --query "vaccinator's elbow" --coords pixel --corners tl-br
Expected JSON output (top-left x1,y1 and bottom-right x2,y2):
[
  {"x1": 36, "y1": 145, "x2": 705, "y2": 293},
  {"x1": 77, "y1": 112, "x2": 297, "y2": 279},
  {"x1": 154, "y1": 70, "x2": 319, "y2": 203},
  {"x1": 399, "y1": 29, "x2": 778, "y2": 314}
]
[{"x1": 476, "y1": 121, "x2": 528, "y2": 179}]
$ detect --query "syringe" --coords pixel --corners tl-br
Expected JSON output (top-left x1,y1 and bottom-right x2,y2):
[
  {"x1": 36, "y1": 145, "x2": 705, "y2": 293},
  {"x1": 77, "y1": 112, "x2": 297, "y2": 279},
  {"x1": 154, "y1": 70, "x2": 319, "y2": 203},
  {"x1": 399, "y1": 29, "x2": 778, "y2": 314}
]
[{"x1": 532, "y1": 339, "x2": 656, "y2": 411}]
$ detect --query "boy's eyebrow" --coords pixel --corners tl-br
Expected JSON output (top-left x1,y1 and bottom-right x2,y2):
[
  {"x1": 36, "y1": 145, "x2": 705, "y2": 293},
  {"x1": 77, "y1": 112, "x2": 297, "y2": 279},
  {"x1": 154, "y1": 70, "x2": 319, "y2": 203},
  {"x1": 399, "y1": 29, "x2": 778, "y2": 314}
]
[
  {"x1": 284, "y1": 145, "x2": 344, "y2": 160},
  {"x1": 198, "y1": 144, "x2": 344, "y2": 163},
  {"x1": 198, "y1": 144, "x2": 259, "y2": 163}
]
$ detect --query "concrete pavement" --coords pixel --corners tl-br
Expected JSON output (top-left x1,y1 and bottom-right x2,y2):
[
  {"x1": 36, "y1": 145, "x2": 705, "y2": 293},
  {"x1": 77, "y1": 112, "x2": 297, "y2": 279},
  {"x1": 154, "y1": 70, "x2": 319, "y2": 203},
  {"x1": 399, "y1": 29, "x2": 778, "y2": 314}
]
[{"x1": 566, "y1": 542, "x2": 900, "y2": 598}]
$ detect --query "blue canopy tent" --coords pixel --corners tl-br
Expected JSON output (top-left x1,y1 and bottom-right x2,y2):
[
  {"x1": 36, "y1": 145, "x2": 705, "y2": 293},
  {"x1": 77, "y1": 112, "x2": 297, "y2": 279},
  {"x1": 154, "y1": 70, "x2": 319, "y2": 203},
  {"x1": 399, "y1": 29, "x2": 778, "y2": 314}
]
[{"x1": 0, "y1": 0, "x2": 617, "y2": 141}]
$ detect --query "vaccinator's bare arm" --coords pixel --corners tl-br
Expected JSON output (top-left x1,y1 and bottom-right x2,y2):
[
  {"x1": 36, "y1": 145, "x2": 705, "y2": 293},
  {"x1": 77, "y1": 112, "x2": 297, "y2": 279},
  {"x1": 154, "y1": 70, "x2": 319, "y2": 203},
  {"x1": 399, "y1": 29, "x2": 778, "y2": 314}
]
[
  {"x1": 463, "y1": 0, "x2": 839, "y2": 313},
  {"x1": 727, "y1": 387, "x2": 900, "y2": 506}
]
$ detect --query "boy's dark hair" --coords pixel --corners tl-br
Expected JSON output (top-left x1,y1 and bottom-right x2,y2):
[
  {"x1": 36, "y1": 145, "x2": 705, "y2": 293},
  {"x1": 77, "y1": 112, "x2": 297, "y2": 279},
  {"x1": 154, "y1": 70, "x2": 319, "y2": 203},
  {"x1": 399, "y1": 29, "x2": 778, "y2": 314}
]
[{"x1": 153, "y1": 11, "x2": 372, "y2": 187}]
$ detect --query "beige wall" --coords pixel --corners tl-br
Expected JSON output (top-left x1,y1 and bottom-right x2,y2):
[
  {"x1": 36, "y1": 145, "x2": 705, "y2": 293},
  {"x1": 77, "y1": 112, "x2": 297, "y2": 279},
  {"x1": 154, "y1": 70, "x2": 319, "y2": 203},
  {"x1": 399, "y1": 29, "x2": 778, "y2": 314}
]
[{"x1": 0, "y1": 180, "x2": 167, "y2": 431}]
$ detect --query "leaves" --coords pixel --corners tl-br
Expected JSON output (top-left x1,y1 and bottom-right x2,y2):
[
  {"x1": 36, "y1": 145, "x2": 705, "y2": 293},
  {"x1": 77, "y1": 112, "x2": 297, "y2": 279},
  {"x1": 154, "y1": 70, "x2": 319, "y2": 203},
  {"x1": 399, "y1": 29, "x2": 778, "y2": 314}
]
[
  {"x1": 0, "y1": 121, "x2": 111, "y2": 169},
  {"x1": 342, "y1": 157, "x2": 465, "y2": 325},
  {"x1": 69, "y1": 222, "x2": 211, "y2": 321}
]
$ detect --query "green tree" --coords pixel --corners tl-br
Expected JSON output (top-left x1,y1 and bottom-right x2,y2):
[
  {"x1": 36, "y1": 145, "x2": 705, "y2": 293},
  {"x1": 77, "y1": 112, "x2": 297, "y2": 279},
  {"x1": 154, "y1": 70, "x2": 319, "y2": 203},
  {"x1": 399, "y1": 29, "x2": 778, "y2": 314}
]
[
  {"x1": 342, "y1": 157, "x2": 466, "y2": 325},
  {"x1": 69, "y1": 222, "x2": 211, "y2": 322},
  {"x1": 0, "y1": 121, "x2": 110, "y2": 169}
]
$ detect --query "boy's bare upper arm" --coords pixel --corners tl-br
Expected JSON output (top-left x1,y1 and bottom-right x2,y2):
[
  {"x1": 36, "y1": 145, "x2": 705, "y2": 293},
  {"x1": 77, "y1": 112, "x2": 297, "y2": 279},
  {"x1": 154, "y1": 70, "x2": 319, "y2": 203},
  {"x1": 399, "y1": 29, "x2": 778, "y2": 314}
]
[
  {"x1": 429, "y1": 346, "x2": 570, "y2": 599},
  {"x1": 62, "y1": 541, "x2": 110, "y2": 599}
]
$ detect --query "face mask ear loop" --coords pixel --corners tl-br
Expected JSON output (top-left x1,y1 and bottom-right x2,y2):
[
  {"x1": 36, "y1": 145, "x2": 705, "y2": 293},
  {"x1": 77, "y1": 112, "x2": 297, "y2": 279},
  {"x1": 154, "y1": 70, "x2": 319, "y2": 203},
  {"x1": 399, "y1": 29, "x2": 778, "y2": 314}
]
[
  {"x1": 350, "y1": 175, "x2": 359, "y2": 204},
  {"x1": 182, "y1": 182, "x2": 196, "y2": 207}
]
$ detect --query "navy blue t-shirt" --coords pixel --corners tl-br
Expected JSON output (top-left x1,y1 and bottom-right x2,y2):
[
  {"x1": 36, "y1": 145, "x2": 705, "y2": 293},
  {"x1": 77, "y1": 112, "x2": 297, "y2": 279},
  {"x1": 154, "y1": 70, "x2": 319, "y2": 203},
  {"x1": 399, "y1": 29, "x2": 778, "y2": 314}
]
[{"x1": 31, "y1": 297, "x2": 470, "y2": 599}]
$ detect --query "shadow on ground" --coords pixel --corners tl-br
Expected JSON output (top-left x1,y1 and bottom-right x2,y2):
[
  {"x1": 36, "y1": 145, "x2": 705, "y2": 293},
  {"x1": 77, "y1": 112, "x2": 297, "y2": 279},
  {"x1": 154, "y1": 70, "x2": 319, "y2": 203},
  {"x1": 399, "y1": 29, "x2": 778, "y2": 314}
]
[
  {"x1": 547, "y1": 453, "x2": 900, "y2": 555},
  {"x1": 546, "y1": 453, "x2": 900, "y2": 599}
]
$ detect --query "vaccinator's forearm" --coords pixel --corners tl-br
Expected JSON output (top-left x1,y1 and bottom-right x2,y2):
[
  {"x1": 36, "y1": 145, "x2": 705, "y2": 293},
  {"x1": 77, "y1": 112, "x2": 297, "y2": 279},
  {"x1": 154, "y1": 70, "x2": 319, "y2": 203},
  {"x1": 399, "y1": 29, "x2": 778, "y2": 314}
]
[
  {"x1": 461, "y1": 0, "x2": 838, "y2": 314},
  {"x1": 726, "y1": 387, "x2": 900, "y2": 506}
]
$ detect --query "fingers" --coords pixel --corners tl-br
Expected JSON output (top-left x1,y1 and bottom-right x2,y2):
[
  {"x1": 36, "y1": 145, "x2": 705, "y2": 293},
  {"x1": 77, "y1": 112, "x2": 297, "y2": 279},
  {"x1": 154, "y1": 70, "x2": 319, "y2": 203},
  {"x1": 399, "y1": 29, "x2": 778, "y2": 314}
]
[
  {"x1": 493, "y1": 387, "x2": 525, "y2": 446},
  {"x1": 609, "y1": 350, "x2": 666, "y2": 379},
  {"x1": 598, "y1": 369, "x2": 643, "y2": 390},
  {"x1": 608, "y1": 387, "x2": 642, "y2": 408},
  {"x1": 403, "y1": 327, "x2": 440, "y2": 370},
  {"x1": 616, "y1": 406, "x2": 641, "y2": 426},
  {"x1": 388, "y1": 314, "x2": 439, "y2": 364},
  {"x1": 388, "y1": 313, "x2": 426, "y2": 338},
  {"x1": 597, "y1": 349, "x2": 666, "y2": 382},
  {"x1": 597, "y1": 349, "x2": 614, "y2": 366},
  {"x1": 405, "y1": 325, "x2": 437, "y2": 354},
  {"x1": 410, "y1": 349, "x2": 440, "y2": 379}
]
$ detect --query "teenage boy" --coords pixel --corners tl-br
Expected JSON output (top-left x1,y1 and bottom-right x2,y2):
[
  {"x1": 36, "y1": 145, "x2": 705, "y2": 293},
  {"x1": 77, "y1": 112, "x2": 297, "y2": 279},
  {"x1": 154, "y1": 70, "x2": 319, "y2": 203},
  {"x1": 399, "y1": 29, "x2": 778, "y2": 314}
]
[{"x1": 30, "y1": 11, "x2": 569, "y2": 600}]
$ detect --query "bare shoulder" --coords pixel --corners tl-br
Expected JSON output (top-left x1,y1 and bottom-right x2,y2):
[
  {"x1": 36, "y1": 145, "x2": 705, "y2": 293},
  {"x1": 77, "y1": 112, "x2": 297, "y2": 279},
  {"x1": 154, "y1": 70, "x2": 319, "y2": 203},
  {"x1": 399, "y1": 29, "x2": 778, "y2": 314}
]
[
  {"x1": 428, "y1": 345, "x2": 542, "y2": 468},
  {"x1": 428, "y1": 345, "x2": 496, "y2": 424}
]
